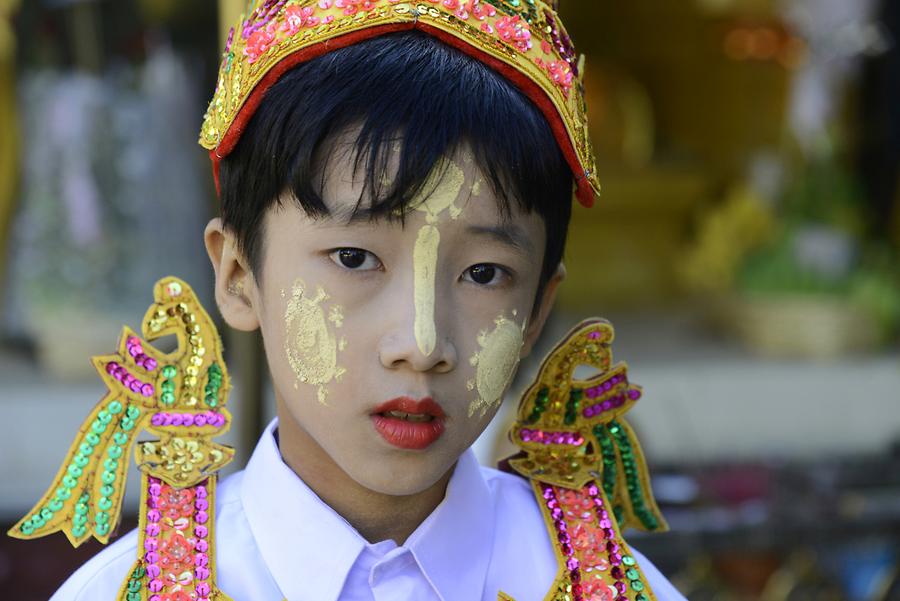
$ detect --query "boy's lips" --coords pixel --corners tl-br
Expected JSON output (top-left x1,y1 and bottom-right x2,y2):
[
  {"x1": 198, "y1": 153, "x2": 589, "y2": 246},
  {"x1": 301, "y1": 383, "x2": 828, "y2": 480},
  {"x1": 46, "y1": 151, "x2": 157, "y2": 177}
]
[{"x1": 370, "y1": 396, "x2": 446, "y2": 450}]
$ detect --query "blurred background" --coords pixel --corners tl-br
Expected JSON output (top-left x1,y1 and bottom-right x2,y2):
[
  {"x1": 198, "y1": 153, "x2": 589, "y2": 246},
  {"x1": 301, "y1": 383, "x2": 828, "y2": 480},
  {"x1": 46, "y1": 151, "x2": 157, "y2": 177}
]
[{"x1": 1, "y1": 0, "x2": 898, "y2": 599}]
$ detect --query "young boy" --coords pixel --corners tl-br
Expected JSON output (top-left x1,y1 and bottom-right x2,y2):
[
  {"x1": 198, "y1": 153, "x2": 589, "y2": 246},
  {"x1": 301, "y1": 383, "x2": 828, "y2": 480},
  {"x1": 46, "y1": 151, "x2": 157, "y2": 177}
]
[{"x1": 19, "y1": 2, "x2": 687, "y2": 599}]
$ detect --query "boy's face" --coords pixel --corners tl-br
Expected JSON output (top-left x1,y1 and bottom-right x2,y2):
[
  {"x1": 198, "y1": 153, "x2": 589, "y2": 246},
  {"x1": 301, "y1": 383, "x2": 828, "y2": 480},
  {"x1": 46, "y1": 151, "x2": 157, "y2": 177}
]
[{"x1": 207, "y1": 136, "x2": 563, "y2": 497}]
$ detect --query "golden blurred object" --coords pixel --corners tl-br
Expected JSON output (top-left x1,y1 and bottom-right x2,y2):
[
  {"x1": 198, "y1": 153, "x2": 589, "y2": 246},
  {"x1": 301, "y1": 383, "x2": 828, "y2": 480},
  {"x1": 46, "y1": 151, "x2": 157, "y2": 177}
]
[
  {"x1": 218, "y1": 0, "x2": 244, "y2": 43},
  {"x1": 680, "y1": 183, "x2": 776, "y2": 294},
  {"x1": 559, "y1": 166, "x2": 714, "y2": 310},
  {"x1": 714, "y1": 294, "x2": 881, "y2": 359},
  {"x1": 583, "y1": 65, "x2": 655, "y2": 168},
  {"x1": 137, "y1": 0, "x2": 179, "y2": 22},
  {"x1": 0, "y1": 0, "x2": 20, "y2": 300}
]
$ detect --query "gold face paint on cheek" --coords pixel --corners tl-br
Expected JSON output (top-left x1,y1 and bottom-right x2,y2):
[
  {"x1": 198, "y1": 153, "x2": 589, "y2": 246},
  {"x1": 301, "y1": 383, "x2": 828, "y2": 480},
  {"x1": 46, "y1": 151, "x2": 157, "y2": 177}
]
[
  {"x1": 411, "y1": 160, "x2": 466, "y2": 356},
  {"x1": 282, "y1": 278, "x2": 347, "y2": 404},
  {"x1": 467, "y1": 313, "x2": 527, "y2": 418}
]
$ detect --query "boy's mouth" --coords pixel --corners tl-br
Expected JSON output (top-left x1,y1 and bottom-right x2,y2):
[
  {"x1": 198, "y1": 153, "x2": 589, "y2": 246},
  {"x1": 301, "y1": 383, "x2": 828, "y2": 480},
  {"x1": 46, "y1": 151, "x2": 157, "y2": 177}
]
[{"x1": 370, "y1": 396, "x2": 446, "y2": 450}]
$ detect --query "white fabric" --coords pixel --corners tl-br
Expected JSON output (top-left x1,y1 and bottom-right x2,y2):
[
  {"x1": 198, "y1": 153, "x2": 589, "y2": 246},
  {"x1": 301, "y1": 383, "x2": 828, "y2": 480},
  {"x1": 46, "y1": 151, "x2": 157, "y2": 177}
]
[{"x1": 51, "y1": 418, "x2": 687, "y2": 601}]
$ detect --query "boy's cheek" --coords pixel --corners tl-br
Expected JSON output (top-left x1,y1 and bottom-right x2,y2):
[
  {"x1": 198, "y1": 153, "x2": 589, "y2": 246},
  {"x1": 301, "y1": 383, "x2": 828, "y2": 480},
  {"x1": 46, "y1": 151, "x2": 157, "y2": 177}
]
[
  {"x1": 258, "y1": 277, "x2": 350, "y2": 407},
  {"x1": 461, "y1": 308, "x2": 527, "y2": 420}
]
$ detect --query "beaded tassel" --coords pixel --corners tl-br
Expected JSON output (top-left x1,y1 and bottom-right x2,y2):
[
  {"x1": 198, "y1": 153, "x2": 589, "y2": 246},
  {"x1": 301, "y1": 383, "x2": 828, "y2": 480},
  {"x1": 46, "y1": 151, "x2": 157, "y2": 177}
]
[
  {"x1": 505, "y1": 319, "x2": 667, "y2": 601},
  {"x1": 9, "y1": 277, "x2": 235, "y2": 601}
]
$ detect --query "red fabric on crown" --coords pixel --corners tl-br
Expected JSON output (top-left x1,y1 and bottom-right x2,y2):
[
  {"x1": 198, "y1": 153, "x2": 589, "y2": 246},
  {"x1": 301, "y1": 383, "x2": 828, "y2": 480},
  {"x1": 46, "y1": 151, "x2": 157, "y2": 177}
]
[{"x1": 210, "y1": 21, "x2": 595, "y2": 208}]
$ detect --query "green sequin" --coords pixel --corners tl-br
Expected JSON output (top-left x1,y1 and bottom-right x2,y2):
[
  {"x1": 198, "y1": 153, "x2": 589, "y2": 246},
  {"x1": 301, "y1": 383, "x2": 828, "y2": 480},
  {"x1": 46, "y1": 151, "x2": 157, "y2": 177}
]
[
  {"x1": 564, "y1": 389, "x2": 582, "y2": 425},
  {"x1": 526, "y1": 387, "x2": 550, "y2": 424},
  {"x1": 162, "y1": 365, "x2": 177, "y2": 378},
  {"x1": 609, "y1": 419, "x2": 658, "y2": 530},
  {"x1": 594, "y1": 425, "x2": 618, "y2": 499},
  {"x1": 71, "y1": 524, "x2": 86, "y2": 538},
  {"x1": 94, "y1": 522, "x2": 110, "y2": 536},
  {"x1": 108, "y1": 400, "x2": 123, "y2": 414}
]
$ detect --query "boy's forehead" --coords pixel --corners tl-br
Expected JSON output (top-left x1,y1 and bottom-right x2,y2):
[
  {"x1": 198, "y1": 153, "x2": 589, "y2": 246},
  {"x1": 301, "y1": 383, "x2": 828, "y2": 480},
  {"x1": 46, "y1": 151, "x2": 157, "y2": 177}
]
[{"x1": 317, "y1": 131, "x2": 514, "y2": 225}]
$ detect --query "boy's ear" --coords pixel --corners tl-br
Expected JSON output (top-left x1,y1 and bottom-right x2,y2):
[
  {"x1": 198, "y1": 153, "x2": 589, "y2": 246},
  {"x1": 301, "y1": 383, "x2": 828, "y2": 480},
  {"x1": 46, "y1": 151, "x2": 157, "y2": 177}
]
[
  {"x1": 521, "y1": 262, "x2": 566, "y2": 358},
  {"x1": 204, "y1": 217, "x2": 260, "y2": 332}
]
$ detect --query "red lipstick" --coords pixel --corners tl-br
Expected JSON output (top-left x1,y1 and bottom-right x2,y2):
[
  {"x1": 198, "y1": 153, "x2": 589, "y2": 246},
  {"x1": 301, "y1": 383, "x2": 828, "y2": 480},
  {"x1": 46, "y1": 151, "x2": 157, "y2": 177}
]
[{"x1": 371, "y1": 397, "x2": 446, "y2": 450}]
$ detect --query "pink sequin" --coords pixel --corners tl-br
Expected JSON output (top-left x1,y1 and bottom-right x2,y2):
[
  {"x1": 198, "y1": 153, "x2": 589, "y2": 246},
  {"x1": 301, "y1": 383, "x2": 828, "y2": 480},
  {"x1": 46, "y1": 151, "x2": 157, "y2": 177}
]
[
  {"x1": 244, "y1": 21, "x2": 279, "y2": 64},
  {"x1": 282, "y1": 5, "x2": 319, "y2": 35},
  {"x1": 494, "y1": 15, "x2": 532, "y2": 52}
]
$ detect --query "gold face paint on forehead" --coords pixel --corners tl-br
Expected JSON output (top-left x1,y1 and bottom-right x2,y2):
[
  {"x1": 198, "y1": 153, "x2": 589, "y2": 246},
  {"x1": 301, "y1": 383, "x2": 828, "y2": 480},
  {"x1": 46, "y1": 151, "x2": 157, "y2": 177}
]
[
  {"x1": 467, "y1": 311, "x2": 527, "y2": 418},
  {"x1": 410, "y1": 159, "x2": 466, "y2": 356},
  {"x1": 283, "y1": 279, "x2": 347, "y2": 404}
]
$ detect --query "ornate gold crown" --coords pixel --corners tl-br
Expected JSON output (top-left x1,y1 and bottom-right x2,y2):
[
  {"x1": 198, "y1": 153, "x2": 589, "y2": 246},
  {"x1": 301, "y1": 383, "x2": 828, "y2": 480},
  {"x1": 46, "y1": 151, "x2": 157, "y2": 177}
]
[{"x1": 198, "y1": 0, "x2": 601, "y2": 207}]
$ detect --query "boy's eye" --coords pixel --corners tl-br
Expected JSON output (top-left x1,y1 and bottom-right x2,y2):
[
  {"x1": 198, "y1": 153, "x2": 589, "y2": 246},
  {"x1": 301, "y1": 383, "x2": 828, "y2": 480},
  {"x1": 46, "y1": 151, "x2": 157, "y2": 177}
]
[
  {"x1": 463, "y1": 264, "x2": 509, "y2": 287},
  {"x1": 329, "y1": 248, "x2": 382, "y2": 271}
]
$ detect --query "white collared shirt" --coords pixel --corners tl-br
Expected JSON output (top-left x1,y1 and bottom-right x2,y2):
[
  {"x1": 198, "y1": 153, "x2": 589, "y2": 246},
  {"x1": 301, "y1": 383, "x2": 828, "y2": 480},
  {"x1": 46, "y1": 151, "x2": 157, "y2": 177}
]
[{"x1": 51, "y1": 419, "x2": 686, "y2": 601}]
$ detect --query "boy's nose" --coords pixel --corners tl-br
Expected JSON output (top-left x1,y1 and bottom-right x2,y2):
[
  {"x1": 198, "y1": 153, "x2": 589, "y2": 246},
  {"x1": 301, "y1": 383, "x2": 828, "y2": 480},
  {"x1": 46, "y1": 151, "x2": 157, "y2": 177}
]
[{"x1": 377, "y1": 328, "x2": 458, "y2": 373}]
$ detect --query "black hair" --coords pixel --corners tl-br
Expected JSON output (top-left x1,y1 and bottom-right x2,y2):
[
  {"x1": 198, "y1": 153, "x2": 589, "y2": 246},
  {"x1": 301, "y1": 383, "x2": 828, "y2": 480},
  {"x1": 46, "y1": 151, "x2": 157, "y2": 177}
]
[{"x1": 219, "y1": 30, "x2": 573, "y2": 312}]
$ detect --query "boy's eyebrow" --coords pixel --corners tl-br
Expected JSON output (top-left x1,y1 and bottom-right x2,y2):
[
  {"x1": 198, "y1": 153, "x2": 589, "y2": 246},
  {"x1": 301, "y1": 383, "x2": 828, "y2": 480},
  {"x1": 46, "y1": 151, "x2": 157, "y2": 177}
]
[{"x1": 465, "y1": 223, "x2": 535, "y2": 255}]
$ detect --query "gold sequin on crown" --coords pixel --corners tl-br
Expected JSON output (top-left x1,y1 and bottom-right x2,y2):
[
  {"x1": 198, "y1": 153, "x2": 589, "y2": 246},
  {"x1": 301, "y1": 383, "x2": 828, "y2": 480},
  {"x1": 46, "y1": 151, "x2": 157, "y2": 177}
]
[{"x1": 198, "y1": 0, "x2": 601, "y2": 206}]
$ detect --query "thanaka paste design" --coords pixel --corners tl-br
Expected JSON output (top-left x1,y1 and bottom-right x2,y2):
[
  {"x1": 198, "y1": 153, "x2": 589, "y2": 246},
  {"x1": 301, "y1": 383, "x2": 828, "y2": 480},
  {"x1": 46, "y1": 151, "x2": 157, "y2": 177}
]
[
  {"x1": 411, "y1": 159, "x2": 466, "y2": 357},
  {"x1": 283, "y1": 278, "x2": 347, "y2": 404},
  {"x1": 467, "y1": 311, "x2": 526, "y2": 418}
]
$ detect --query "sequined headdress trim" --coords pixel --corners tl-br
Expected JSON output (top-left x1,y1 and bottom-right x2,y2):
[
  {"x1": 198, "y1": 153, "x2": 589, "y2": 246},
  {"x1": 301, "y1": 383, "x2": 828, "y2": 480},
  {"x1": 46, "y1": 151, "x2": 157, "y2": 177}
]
[{"x1": 199, "y1": 0, "x2": 601, "y2": 207}]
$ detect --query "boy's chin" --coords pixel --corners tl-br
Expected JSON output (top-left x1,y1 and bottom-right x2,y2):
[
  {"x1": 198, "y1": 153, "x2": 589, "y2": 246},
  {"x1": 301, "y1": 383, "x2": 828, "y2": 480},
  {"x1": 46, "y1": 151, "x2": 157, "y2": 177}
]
[{"x1": 343, "y1": 450, "x2": 458, "y2": 497}]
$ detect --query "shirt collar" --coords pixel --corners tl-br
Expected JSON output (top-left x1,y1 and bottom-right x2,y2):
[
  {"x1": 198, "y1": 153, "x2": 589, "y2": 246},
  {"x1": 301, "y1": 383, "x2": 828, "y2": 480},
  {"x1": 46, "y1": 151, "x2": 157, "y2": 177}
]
[
  {"x1": 241, "y1": 418, "x2": 496, "y2": 601},
  {"x1": 405, "y1": 448, "x2": 495, "y2": 600},
  {"x1": 241, "y1": 418, "x2": 366, "y2": 601}
]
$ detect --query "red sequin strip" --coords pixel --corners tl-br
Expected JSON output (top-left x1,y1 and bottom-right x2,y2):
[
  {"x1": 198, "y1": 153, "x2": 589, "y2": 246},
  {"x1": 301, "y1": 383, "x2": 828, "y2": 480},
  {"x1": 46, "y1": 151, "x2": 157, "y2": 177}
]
[
  {"x1": 143, "y1": 477, "x2": 213, "y2": 601},
  {"x1": 541, "y1": 483, "x2": 584, "y2": 601}
]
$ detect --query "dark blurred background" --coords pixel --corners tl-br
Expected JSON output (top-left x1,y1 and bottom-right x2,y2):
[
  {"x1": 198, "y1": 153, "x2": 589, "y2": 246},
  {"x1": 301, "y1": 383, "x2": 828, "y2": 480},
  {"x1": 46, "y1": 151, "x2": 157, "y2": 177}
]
[{"x1": 1, "y1": 1, "x2": 898, "y2": 599}]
